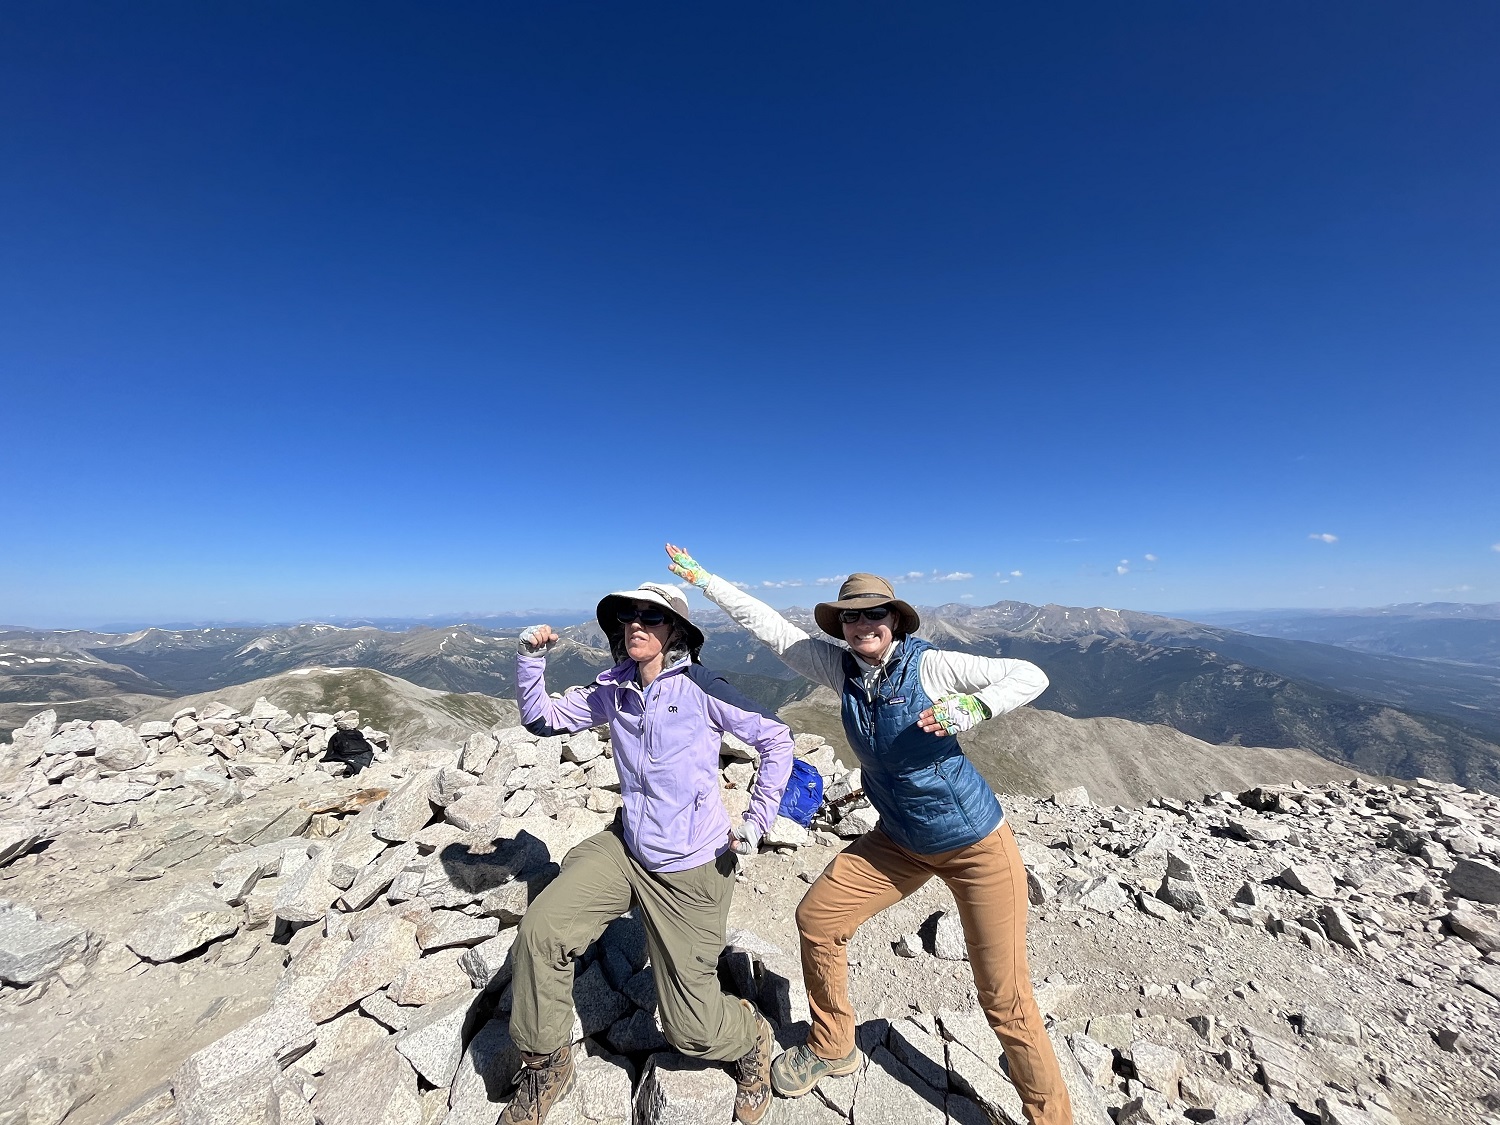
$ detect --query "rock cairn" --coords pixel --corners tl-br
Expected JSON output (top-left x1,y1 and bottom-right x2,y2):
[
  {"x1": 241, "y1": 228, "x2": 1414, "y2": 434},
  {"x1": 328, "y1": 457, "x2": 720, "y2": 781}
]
[{"x1": 2, "y1": 708, "x2": 1498, "y2": 1125}]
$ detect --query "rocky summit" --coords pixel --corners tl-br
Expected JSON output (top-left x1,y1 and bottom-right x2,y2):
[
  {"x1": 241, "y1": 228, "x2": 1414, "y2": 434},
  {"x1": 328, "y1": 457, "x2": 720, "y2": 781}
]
[{"x1": 1, "y1": 704, "x2": 1498, "y2": 1125}]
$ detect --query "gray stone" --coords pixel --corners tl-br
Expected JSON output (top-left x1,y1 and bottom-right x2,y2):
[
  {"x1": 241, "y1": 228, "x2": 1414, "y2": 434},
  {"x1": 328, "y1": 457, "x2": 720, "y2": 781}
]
[
  {"x1": 8, "y1": 710, "x2": 58, "y2": 756},
  {"x1": 395, "y1": 991, "x2": 474, "y2": 1087},
  {"x1": 442, "y1": 1020, "x2": 519, "y2": 1125},
  {"x1": 173, "y1": 1005, "x2": 316, "y2": 1125},
  {"x1": 588, "y1": 756, "x2": 621, "y2": 792},
  {"x1": 330, "y1": 827, "x2": 388, "y2": 891},
  {"x1": 1158, "y1": 876, "x2": 1207, "y2": 914},
  {"x1": 562, "y1": 730, "x2": 604, "y2": 764},
  {"x1": 1051, "y1": 786, "x2": 1091, "y2": 807},
  {"x1": 44, "y1": 727, "x2": 97, "y2": 757},
  {"x1": 1298, "y1": 1005, "x2": 1361, "y2": 1046},
  {"x1": 1216, "y1": 1099, "x2": 1301, "y2": 1125},
  {"x1": 943, "y1": 1039, "x2": 1025, "y2": 1125},
  {"x1": 1242, "y1": 1028, "x2": 1300, "y2": 1100},
  {"x1": 93, "y1": 720, "x2": 150, "y2": 771},
  {"x1": 0, "y1": 908, "x2": 89, "y2": 985},
  {"x1": 1126, "y1": 1040, "x2": 1185, "y2": 1104},
  {"x1": 442, "y1": 787, "x2": 510, "y2": 833},
  {"x1": 854, "y1": 1044, "x2": 946, "y2": 1121},
  {"x1": 632, "y1": 1053, "x2": 736, "y2": 1125},
  {"x1": 275, "y1": 845, "x2": 341, "y2": 925},
  {"x1": 416, "y1": 910, "x2": 499, "y2": 951},
  {"x1": 387, "y1": 947, "x2": 471, "y2": 1007},
  {"x1": 1227, "y1": 818, "x2": 1291, "y2": 844},
  {"x1": 933, "y1": 910, "x2": 968, "y2": 961},
  {"x1": 228, "y1": 803, "x2": 313, "y2": 846},
  {"x1": 894, "y1": 932, "x2": 923, "y2": 958},
  {"x1": 298, "y1": 1011, "x2": 391, "y2": 1076},
  {"x1": 341, "y1": 842, "x2": 420, "y2": 911},
  {"x1": 1449, "y1": 857, "x2": 1500, "y2": 905},
  {"x1": 573, "y1": 960, "x2": 631, "y2": 1037},
  {"x1": 607, "y1": 1009, "x2": 669, "y2": 1053},
  {"x1": 311, "y1": 1043, "x2": 422, "y2": 1125},
  {"x1": 459, "y1": 930, "x2": 518, "y2": 990},
  {"x1": 126, "y1": 886, "x2": 241, "y2": 962},
  {"x1": 361, "y1": 989, "x2": 413, "y2": 1031},
  {"x1": 1280, "y1": 863, "x2": 1337, "y2": 899},
  {"x1": 1066, "y1": 1032, "x2": 1114, "y2": 1086},
  {"x1": 308, "y1": 915, "x2": 421, "y2": 1022},
  {"x1": 763, "y1": 816, "x2": 808, "y2": 849},
  {"x1": 1464, "y1": 961, "x2": 1500, "y2": 1000},
  {"x1": 431, "y1": 767, "x2": 478, "y2": 808},
  {"x1": 79, "y1": 779, "x2": 154, "y2": 804},
  {"x1": 886, "y1": 1018, "x2": 948, "y2": 1092},
  {"x1": 1317, "y1": 905, "x2": 1364, "y2": 954},
  {"x1": 458, "y1": 732, "x2": 498, "y2": 775},
  {"x1": 0, "y1": 824, "x2": 47, "y2": 868},
  {"x1": 374, "y1": 770, "x2": 440, "y2": 843}
]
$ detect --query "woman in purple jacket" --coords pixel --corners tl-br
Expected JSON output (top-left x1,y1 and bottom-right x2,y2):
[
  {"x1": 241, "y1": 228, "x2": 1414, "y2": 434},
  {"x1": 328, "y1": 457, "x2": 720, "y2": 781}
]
[{"x1": 502, "y1": 581, "x2": 794, "y2": 1125}]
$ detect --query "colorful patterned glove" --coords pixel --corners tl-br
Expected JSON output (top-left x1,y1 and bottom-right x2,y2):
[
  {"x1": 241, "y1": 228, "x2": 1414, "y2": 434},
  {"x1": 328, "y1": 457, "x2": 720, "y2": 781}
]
[
  {"x1": 666, "y1": 547, "x2": 712, "y2": 589},
  {"x1": 931, "y1": 694, "x2": 989, "y2": 735},
  {"x1": 517, "y1": 625, "x2": 555, "y2": 657}
]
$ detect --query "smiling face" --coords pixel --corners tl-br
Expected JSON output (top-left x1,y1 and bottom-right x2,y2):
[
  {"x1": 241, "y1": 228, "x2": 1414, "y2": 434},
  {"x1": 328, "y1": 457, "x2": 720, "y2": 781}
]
[{"x1": 841, "y1": 606, "x2": 898, "y2": 663}]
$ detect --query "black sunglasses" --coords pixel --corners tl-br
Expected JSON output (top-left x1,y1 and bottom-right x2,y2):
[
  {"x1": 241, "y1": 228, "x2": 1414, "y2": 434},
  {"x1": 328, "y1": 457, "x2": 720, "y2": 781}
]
[
  {"x1": 615, "y1": 605, "x2": 671, "y2": 627},
  {"x1": 839, "y1": 607, "x2": 893, "y2": 624}
]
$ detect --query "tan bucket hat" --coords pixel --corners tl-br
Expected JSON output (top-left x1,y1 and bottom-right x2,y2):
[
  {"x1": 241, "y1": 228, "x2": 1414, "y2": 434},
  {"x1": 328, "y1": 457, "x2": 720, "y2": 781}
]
[
  {"x1": 813, "y1": 573, "x2": 920, "y2": 639},
  {"x1": 596, "y1": 581, "x2": 706, "y2": 654}
]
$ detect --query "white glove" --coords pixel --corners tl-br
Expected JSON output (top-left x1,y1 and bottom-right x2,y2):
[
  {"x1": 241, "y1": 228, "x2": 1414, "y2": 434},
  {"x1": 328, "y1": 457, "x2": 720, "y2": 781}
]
[
  {"x1": 730, "y1": 819, "x2": 762, "y2": 874},
  {"x1": 518, "y1": 625, "x2": 557, "y2": 657},
  {"x1": 929, "y1": 694, "x2": 989, "y2": 735}
]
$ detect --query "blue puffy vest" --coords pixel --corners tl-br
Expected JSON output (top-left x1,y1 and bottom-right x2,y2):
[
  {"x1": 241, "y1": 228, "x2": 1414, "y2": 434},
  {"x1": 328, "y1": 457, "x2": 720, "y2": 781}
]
[{"x1": 838, "y1": 636, "x2": 1003, "y2": 854}]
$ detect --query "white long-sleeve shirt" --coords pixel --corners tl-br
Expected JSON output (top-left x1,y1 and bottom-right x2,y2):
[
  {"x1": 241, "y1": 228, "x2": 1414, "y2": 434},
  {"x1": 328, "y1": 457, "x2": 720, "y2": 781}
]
[{"x1": 700, "y1": 575, "x2": 1050, "y2": 717}]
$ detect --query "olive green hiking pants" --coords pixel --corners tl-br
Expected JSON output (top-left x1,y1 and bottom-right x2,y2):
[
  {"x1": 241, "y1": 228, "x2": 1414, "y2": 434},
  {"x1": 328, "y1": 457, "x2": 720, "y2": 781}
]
[{"x1": 509, "y1": 820, "x2": 757, "y2": 1062}]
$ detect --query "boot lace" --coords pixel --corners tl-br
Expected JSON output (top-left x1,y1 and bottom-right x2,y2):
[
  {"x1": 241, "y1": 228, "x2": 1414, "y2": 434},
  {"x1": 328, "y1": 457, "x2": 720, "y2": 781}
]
[{"x1": 507, "y1": 1065, "x2": 544, "y2": 1124}]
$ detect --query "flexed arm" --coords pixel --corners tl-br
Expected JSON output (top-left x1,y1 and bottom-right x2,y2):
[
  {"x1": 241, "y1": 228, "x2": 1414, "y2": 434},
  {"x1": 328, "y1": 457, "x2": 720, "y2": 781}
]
[
  {"x1": 515, "y1": 624, "x2": 610, "y2": 736},
  {"x1": 666, "y1": 543, "x2": 845, "y2": 692}
]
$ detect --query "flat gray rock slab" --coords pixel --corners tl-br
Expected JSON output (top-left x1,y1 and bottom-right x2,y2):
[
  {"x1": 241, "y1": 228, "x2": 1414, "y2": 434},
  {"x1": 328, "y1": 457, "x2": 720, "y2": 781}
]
[
  {"x1": 459, "y1": 930, "x2": 518, "y2": 990},
  {"x1": 308, "y1": 915, "x2": 421, "y2": 1023},
  {"x1": 374, "y1": 770, "x2": 441, "y2": 843},
  {"x1": 396, "y1": 991, "x2": 475, "y2": 1087},
  {"x1": 0, "y1": 824, "x2": 49, "y2": 868},
  {"x1": 275, "y1": 845, "x2": 342, "y2": 925},
  {"x1": 0, "y1": 908, "x2": 89, "y2": 985},
  {"x1": 633, "y1": 1052, "x2": 736, "y2": 1125},
  {"x1": 311, "y1": 1042, "x2": 423, "y2": 1125},
  {"x1": 299, "y1": 1011, "x2": 391, "y2": 1076},
  {"x1": 417, "y1": 910, "x2": 499, "y2": 951},
  {"x1": 126, "y1": 886, "x2": 241, "y2": 963},
  {"x1": 854, "y1": 1045, "x2": 947, "y2": 1123},
  {"x1": 174, "y1": 1005, "x2": 316, "y2": 1125},
  {"x1": 443, "y1": 1019, "x2": 520, "y2": 1125},
  {"x1": 1449, "y1": 858, "x2": 1500, "y2": 905},
  {"x1": 387, "y1": 947, "x2": 471, "y2": 1007}
]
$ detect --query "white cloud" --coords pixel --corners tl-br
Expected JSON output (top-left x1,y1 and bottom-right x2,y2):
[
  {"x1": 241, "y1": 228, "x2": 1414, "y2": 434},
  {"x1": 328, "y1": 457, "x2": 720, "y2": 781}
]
[
  {"x1": 1492, "y1": 543, "x2": 1500, "y2": 553},
  {"x1": 933, "y1": 571, "x2": 973, "y2": 582},
  {"x1": 1309, "y1": 533, "x2": 1338, "y2": 544},
  {"x1": 1434, "y1": 584, "x2": 1473, "y2": 594},
  {"x1": 901, "y1": 571, "x2": 927, "y2": 582},
  {"x1": 813, "y1": 575, "x2": 848, "y2": 586},
  {"x1": 1144, "y1": 553, "x2": 1158, "y2": 562},
  {"x1": 960, "y1": 593, "x2": 974, "y2": 600},
  {"x1": 730, "y1": 581, "x2": 751, "y2": 589},
  {"x1": 760, "y1": 579, "x2": 804, "y2": 589},
  {"x1": 1116, "y1": 564, "x2": 1129, "y2": 575},
  {"x1": 1010, "y1": 570, "x2": 1022, "y2": 578}
]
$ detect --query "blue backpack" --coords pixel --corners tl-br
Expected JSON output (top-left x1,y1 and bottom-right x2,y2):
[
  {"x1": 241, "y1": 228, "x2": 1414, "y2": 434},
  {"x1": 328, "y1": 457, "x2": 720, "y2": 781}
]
[{"x1": 777, "y1": 759, "x2": 825, "y2": 827}]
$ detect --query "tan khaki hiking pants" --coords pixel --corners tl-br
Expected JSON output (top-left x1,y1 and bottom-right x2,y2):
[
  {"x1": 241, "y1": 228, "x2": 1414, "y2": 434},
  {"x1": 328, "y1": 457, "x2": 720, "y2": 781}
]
[
  {"x1": 509, "y1": 820, "x2": 757, "y2": 1062},
  {"x1": 797, "y1": 822, "x2": 1073, "y2": 1125}
]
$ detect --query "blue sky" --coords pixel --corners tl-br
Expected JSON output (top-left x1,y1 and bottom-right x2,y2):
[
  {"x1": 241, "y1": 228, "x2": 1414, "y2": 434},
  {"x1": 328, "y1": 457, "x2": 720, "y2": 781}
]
[{"x1": 2, "y1": 3, "x2": 1497, "y2": 628}]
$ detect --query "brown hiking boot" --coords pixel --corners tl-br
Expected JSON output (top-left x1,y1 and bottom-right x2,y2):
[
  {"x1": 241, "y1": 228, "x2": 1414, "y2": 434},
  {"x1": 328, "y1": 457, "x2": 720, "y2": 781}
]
[
  {"x1": 733, "y1": 1000, "x2": 776, "y2": 1124},
  {"x1": 498, "y1": 1044, "x2": 575, "y2": 1125}
]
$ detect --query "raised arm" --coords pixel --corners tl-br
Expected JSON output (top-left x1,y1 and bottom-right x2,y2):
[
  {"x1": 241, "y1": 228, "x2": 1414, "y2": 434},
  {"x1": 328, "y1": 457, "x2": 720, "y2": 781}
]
[
  {"x1": 515, "y1": 624, "x2": 611, "y2": 736},
  {"x1": 665, "y1": 543, "x2": 845, "y2": 692}
]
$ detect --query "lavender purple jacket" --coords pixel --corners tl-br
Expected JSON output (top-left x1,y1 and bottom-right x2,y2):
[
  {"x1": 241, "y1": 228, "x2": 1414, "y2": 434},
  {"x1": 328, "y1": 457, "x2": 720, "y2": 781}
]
[{"x1": 516, "y1": 652, "x2": 795, "y2": 873}]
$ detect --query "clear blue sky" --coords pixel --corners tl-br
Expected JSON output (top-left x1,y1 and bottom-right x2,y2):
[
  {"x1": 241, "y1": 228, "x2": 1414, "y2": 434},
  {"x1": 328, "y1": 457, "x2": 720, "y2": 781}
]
[{"x1": 3, "y1": 3, "x2": 1497, "y2": 628}]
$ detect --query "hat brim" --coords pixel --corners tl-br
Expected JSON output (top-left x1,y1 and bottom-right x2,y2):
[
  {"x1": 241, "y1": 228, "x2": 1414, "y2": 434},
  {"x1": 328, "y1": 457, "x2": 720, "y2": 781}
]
[
  {"x1": 596, "y1": 590, "x2": 706, "y2": 654},
  {"x1": 814, "y1": 595, "x2": 920, "y2": 639}
]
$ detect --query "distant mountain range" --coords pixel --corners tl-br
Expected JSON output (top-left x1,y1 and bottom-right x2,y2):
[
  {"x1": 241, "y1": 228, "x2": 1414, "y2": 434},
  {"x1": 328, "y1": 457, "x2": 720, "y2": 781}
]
[
  {"x1": 4, "y1": 598, "x2": 1499, "y2": 792},
  {"x1": 1192, "y1": 602, "x2": 1500, "y2": 669}
]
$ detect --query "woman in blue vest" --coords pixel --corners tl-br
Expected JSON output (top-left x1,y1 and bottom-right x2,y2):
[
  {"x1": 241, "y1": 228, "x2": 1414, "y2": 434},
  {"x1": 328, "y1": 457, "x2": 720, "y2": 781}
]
[{"x1": 665, "y1": 546, "x2": 1073, "y2": 1125}]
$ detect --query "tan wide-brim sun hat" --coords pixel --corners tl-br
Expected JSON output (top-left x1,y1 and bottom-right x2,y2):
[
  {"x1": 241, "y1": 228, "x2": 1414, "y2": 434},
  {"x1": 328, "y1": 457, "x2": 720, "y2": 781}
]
[
  {"x1": 595, "y1": 581, "x2": 706, "y2": 654},
  {"x1": 813, "y1": 573, "x2": 920, "y2": 639}
]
